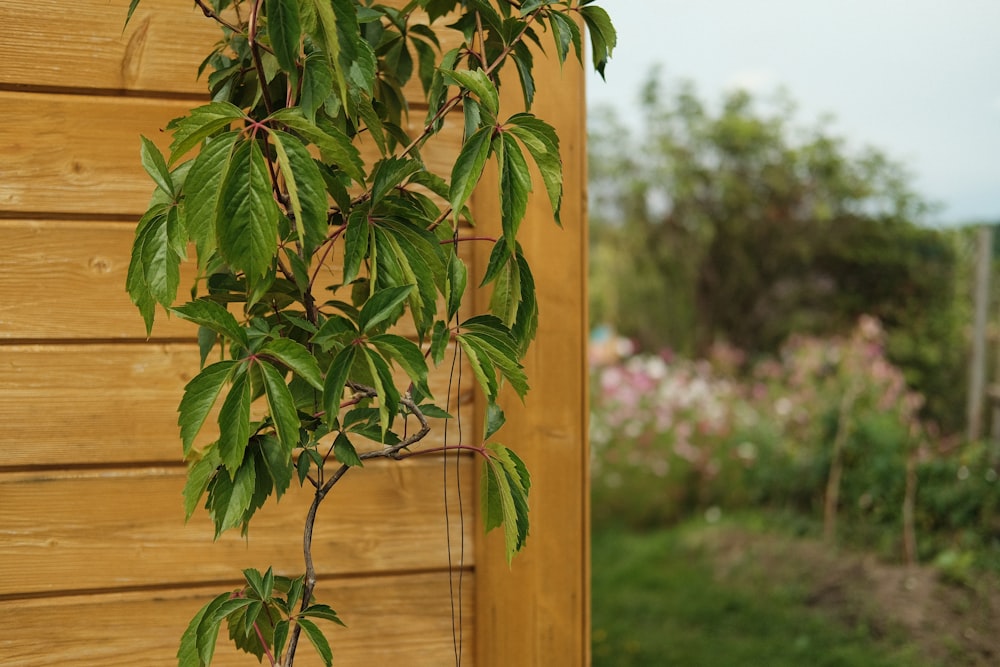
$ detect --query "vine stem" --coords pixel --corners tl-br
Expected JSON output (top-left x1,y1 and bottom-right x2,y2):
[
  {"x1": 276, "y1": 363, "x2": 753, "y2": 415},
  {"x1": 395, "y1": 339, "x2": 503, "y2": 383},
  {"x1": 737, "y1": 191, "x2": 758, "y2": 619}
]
[
  {"x1": 278, "y1": 7, "x2": 548, "y2": 664},
  {"x1": 283, "y1": 388, "x2": 431, "y2": 666},
  {"x1": 193, "y1": 0, "x2": 243, "y2": 34},
  {"x1": 247, "y1": 0, "x2": 275, "y2": 115}
]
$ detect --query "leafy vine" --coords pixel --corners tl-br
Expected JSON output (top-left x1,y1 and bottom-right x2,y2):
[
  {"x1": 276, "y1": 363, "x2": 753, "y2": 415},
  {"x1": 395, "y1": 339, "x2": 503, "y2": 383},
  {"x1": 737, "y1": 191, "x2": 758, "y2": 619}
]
[{"x1": 125, "y1": 0, "x2": 614, "y2": 664}]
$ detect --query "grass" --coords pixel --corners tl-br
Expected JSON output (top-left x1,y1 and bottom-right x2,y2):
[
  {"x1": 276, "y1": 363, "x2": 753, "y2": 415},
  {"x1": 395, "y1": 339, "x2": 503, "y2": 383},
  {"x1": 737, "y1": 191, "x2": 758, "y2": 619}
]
[{"x1": 591, "y1": 518, "x2": 932, "y2": 667}]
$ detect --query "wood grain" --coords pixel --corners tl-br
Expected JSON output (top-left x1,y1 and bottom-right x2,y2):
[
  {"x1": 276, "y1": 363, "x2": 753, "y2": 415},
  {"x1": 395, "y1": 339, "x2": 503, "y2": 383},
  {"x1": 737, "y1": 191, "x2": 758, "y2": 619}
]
[
  {"x1": 0, "y1": 460, "x2": 477, "y2": 597},
  {"x1": 0, "y1": 91, "x2": 464, "y2": 217},
  {"x1": 0, "y1": 0, "x2": 462, "y2": 98},
  {"x1": 472, "y1": 37, "x2": 590, "y2": 667},
  {"x1": 1, "y1": 572, "x2": 474, "y2": 666},
  {"x1": 0, "y1": 219, "x2": 194, "y2": 339},
  {"x1": 0, "y1": 219, "x2": 475, "y2": 341},
  {"x1": 0, "y1": 343, "x2": 473, "y2": 466}
]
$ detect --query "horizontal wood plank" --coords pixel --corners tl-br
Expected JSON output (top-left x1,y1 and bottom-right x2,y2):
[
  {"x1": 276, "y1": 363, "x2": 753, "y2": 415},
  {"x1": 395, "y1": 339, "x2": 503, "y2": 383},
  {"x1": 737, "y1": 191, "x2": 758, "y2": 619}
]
[
  {"x1": 0, "y1": 220, "x2": 194, "y2": 339},
  {"x1": 0, "y1": 343, "x2": 474, "y2": 466},
  {"x1": 0, "y1": 0, "x2": 222, "y2": 95},
  {"x1": 0, "y1": 0, "x2": 462, "y2": 98},
  {"x1": 0, "y1": 91, "x2": 464, "y2": 217},
  {"x1": 0, "y1": 219, "x2": 475, "y2": 340},
  {"x1": 0, "y1": 461, "x2": 478, "y2": 597},
  {"x1": 1, "y1": 571, "x2": 474, "y2": 666}
]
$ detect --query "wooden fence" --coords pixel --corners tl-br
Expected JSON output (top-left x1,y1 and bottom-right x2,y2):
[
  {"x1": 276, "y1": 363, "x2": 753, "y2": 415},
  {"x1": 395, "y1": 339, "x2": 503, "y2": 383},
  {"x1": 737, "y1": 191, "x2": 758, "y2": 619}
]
[{"x1": 0, "y1": 2, "x2": 588, "y2": 664}]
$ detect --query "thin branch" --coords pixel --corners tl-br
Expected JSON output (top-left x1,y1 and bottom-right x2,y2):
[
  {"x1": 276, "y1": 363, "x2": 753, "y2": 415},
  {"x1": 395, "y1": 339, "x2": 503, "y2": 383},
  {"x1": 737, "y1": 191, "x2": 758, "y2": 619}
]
[
  {"x1": 283, "y1": 386, "x2": 432, "y2": 666},
  {"x1": 247, "y1": 0, "x2": 275, "y2": 115},
  {"x1": 194, "y1": 0, "x2": 243, "y2": 34}
]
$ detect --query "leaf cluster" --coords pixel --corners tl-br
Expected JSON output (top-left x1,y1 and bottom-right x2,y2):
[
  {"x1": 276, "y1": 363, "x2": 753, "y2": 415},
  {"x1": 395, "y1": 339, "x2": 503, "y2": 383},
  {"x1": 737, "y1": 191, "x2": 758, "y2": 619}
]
[
  {"x1": 124, "y1": 1, "x2": 614, "y2": 664},
  {"x1": 178, "y1": 568, "x2": 344, "y2": 667}
]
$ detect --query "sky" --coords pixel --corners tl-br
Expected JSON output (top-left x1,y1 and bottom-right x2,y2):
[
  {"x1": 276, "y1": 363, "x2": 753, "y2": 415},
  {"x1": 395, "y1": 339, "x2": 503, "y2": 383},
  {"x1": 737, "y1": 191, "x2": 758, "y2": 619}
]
[{"x1": 585, "y1": 1, "x2": 1000, "y2": 226}]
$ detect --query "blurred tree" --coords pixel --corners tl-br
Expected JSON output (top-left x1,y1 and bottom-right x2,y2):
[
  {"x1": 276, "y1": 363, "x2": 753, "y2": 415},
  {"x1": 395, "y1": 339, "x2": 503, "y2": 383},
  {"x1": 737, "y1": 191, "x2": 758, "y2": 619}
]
[{"x1": 590, "y1": 71, "x2": 967, "y2": 431}]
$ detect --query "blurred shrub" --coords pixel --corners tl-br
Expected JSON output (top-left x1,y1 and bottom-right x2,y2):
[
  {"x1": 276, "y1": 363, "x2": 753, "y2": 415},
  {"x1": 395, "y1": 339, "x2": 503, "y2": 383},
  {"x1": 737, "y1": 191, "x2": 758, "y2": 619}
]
[
  {"x1": 589, "y1": 72, "x2": 969, "y2": 433},
  {"x1": 591, "y1": 316, "x2": 1000, "y2": 567}
]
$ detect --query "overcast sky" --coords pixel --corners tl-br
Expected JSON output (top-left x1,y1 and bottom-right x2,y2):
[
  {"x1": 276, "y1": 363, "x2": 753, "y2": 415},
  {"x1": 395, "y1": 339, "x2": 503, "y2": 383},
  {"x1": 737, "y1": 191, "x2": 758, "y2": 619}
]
[{"x1": 585, "y1": 1, "x2": 1000, "y2": 226}]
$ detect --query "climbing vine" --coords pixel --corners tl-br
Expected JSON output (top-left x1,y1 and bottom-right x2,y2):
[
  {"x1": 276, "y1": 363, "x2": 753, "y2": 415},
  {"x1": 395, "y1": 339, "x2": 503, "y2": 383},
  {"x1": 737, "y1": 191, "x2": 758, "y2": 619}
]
[{"x1": 125, "y1": 0, "x2": 614, "y2": 664}]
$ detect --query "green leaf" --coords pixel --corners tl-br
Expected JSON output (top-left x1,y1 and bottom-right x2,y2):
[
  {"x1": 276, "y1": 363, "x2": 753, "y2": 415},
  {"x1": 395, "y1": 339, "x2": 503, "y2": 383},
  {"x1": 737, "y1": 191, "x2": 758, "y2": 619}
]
[
  {"x1": 372, "y1": 222, "x2": 443, "y2": 338},
  {"x1": 207, "y1": 454, "x2": 257, "y2": 537},
  {"x1": 418, "y1": 403, "x2": 452, "y2": 419},
  {"x1": 172, "y1": 299, "x2": 249, "y2": 349},
  {"x1": 168, "y1": 102, "x2": 245, "y2": 164},
  {"x1": 323, "y1": 344, "x2": 357, "y2": 426},
  {"x1": 258, "y1": 360, "x2": 300, "y2": 455},
  {"x1": 358, "y1": 284, "x2": 414, "y2": 333},
  {"x1": 354, "y1": 89, "x2": 386, "y2": 155},
  {"x1": 481, "y1": 443, "x2": 531, "y2": 564},
  {"x1": 446, "y1": 250, "x2": 467, "y2": 321},
  {"x1": 217, "y1": 140, "x2": 281, "y2": 281},
  {"x1": 459, "y1": 316, "x2": 529, "y2": 398},
  {"x1": 480, "y1": 237, "x2": 512, "y2": 287},
  {"x1": 218, "y1": 371, "x2": 252, "y2": 475},
  {"x1": 511, "y1": 42, "x2": 535, "y2": 110},
  {"x1": 430, "y1": 320, "x2": 450, "y2": 365},
  {"x1": 457, "y1": 334, "x2": 497, "y2": 401},
  {"x1": 266, "y1": 0, "x2": 302, "y2": 75},
  {"x1": 125, "y1": 205, "x2": 181, "y2": 335},
  {"x1": 312, "y1": 313, "x2": 358, "y2": 352},
  {"x1": 260, "y1": 338, "x2": 323, "y2": 390},
  {"x1": 177, "y1": 592, "x2": 230, "y2": 667},
  {"x1": 484, "y1": 399, "x2": 505, "y2": 441},
  {"x1": 440, "y1": 68, "x2": 499, "y2": 116},
  {"x1": 499, "y1": 132, "x2": 532, "y2": 249},
  {"x1": 242, "y1": 567, "x2": 269, "y2": 599},
  {"x1": 297, "y1": 618, "x2": 333, "y2": 667},
  {"x1": 133, "y1": 209, "x2": 181, "y2": 313},
  {"x1": 370, "y1": 333, "x2": 431, "y2": 397},
  {"x1": 580, "y1": 4, "x2": 617, "y2": 80},
  {"x1": 548, "y1": 10, "x2": 582, "y2": 65},
  {"x1": 309, "y1": 0, "x2": 347, "y2": 108},
  {"x1": 511, "y1": 252, "x2": 538, "y2": 357},
  {"x1": 124, "y1": 0, "x2": 142, "y2": 30},
  {"x1": 364, "y1": 346, "x2": 398, "y2": 438},
  {"x1": 449, "y1": 126, "x2": 493, "y2": 223},
  {"x1": 270, "y1": 130, "x2": 329, "y2": 253},
  {"x1": 183, "y1": 444, "x2": 222, "y2": 521},
  {"x1": 274, "y1": 620, "x2": 291, "y2": 658},
  {"x1": 301, "y1": 603, "x2": 347, "y2": 626},
  {"x1": 342, "y1": 209, "x2": 369, "y2": 284},
  {"x1": 140, "y1": 136, "x2": 175, "y2": 197},
  {"x1": 333, "y1": 431, "x2": 363, "y2": 467},
  {"x1": 301, "y1": 53, "x2": 334, "y2": 122},
  {"x1": 489, "y1": 240, "x2": 522, "y2": 328},
  {"x1": 371, "y1": 156, "x2": 423, "y2": 204},
  {"x1": 179, "y1": 361, "x2": 237, "y2": 456},
  {"x1": 184, "y1": 131, "x2": 239, "y2": 269},
  {"x1": 209, "y1": 596, "x2": 256, "y2": 626},
  {"x1": 269, "y1": 108, "x2": 365, "y2": 183},
  {"x1": 258, "y1": 435, "x2": 293, "y2": 499},
  {"x1": 507, "y1": 114, "x2": 563, "y2": 224}
]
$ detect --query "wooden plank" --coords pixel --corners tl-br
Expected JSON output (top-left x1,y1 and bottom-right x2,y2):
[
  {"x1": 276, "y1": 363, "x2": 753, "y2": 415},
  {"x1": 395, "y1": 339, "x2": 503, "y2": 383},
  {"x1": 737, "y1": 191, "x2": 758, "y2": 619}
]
[
  {"x1": 0, "y1": 461, "x2": 476, "y2": 597},
  {"x1": 0, "y1": 219, "x2": 474, "y2": 341},
  {"x1": 0, "y1": 572, "x2": 474, "y2": 666},
  {"x1": 471, "y1": 42, "x2": 590, "y2": 667},
  {"x1": 0, "y1": 0, "x2": 462, "y2": 98},
  {"x1": 0, "y1": 220, "x2": 194, "y2": 339},
  {"x1": 0, "y1": 93, "x2": 191, "y2": 216},
  {"x1": 0, "y1": 343, "x2": 473, "y2": 466},
  {"x1": 0, "y1": 0, "x2": 222, "y2": 95},
  {"x1": 0, "y1": 91, "x2": 464, "y2": 217}
]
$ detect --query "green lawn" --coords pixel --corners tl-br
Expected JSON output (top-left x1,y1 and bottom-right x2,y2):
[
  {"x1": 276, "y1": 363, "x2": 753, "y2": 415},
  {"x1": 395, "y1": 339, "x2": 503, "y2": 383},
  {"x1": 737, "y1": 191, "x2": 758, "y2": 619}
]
[{"x1": 592, "y1": 520, "x2": 931, "y2": 667}]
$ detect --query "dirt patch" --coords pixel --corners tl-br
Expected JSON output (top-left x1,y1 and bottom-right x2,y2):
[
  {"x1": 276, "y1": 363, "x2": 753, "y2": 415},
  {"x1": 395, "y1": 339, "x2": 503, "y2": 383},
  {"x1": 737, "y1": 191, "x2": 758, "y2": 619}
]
[{"x1": 689, "y1": 525, "x2": 1000, "y2": 666}]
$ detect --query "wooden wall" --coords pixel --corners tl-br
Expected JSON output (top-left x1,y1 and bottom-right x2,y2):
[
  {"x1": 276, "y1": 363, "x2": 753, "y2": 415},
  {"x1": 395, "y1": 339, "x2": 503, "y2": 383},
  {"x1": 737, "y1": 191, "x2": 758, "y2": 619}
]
[{"x1": 0, "y1": 2, "x2": 587, "y2": 665}]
